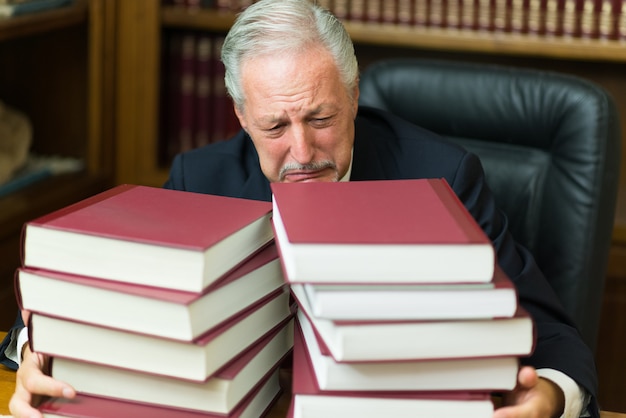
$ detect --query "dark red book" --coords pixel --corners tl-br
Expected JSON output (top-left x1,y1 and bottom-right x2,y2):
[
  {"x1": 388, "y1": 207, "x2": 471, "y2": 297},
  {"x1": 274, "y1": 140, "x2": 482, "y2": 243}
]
[
  {"x1": 50, "y1": 320, "x2": 293, "y2": 414},
  {"x1": 295, "y1": 264, "x2": 518, "y2": 321},
  {"x1": 38, "y1": 367, "x2": 282, "y2": 418},
  {"x1": 193, "y1": 33, "x2": 213, "y2": 148},
  {"x1": 291, "y1": 319, "x2": 496, "y2": 418},
  {"x1": 209, "y1": 34, "x2": 228, "y2": 143},
  {"x1": 30, "y1": 289, "x2": 292, "y2": 381},
  {"x1": 17, "y1": 244, "x2": 284, "y2": 341},
  {"x1": 271, "y1": 179, "x2": 495, "y2": 284},
  {"x1": 295, "y1": 317, "x2": 519, "y2": 392},
  {"x1": 292, "y1": 284, "x2": 535, "y2": 363},
  {"x1": 22, "y1": 184, "x2": 273, "y2": 292},
  {"x1": 177, "y1": 32, "x2": 196, "y2": 153}
]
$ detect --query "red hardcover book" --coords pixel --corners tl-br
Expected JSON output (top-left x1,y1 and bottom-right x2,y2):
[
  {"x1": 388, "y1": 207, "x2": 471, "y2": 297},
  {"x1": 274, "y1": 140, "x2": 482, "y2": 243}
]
[
  {"x1": 50, "y1": 320, "x2": 293, "y2": 414},
  {"x1": 349, "y1": 0, "x2": 366, "y2": 22},
  {"x1": 365, "y1": 0, "x2": 382, "y2": 22},
  {"x1": 17, "y1": 244, "x2": 284, "y2": 341},
  {"x1": 295, "y1": 264, "x2": 518, "y2": 321},
  {"x1": 292, "y1": 285, "x2": 535, "y2": 362},
  {"x1": 397, "y1": 0, "x2": 415, "y2": 25},
  {"x1": 209, "y1": 34, "x2": 228, "y2": 143},
  {"x1": 22, "y1": 184, "x2": 273, "y2": 293},
  {"x1": 295, "y1": 316, "x2": 519, "y2": 392},
  {"x1": 178, "y1": 32, "x2": 197, "y2": 153},
  {"x1": 291, "y1": 320, "x2": 496, "y2": 418},
  {"x1": 415, "y1": 0, "x2": 430, "y2": 27},
  {"x1": 193, "y1": 33, "x2": 213, "y2": 148},
  {"x1": 38, "y1": 368, "x2": 282, "y2": 418},
  {"x1": 30, "y1": 289, "x2": 292, "y2": 381},
  {"x1": 271, "y1": 179, "x2": 495, "y2": 284}
]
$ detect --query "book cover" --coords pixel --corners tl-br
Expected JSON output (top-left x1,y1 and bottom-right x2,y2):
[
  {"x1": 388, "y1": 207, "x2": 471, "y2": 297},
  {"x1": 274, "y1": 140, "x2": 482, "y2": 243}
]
[
  {"x1": 297, "y1": 264, "x2": 518, "y2": 321},
  {"x1": 296, "y1": 314, "x2": 519, "y2": 392},
  {"x1": 292, "y1": 285, "x2": 535, "y2": 362},
  {"x1": 50, "y1": 320, "x2": 293, "y2": 414},
  {"x1": 22, "y1": 184, "x2": 273, "y2": 292},
  {"x1": 17, "y1": 243, "x2": 284, "y2": 341},
  {"x1": 271, "y1": 178, "x2": 495, "y2": 284},
  {"x1": 30, "y1": 289, "x2": 292, "y2": 381},
  {"x1": 39, "y1": 368, "x2": 282, "y2": 418},
  {"x1": 291, "y1": 321, "x2": 495, "y2": 418},
  {"x1": 0, "y1": 0, "x2": 71, "y2": 17}
]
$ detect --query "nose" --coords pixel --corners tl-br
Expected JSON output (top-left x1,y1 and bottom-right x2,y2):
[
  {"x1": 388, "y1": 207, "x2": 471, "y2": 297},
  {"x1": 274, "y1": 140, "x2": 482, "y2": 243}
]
[{"x1": 289, "y1": 125, "x2": 316, "y2": 164}]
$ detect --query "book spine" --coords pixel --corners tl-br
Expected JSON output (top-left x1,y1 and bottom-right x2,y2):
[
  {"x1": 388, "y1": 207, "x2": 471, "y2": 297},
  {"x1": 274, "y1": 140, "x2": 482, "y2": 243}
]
[
  {"x1": 178, "y1": 32, "x2": 197, "y2": 153},
  {"x1": 447, "y1": 0, "x2": 461, "y2": 29},
  {"x1": 397, "y1": 0, "x2": 414, "y2": 25},
  {"x1": 429, "y1": 0, "x2": 446, "y2": 27},
  {"x1": 366, "y1": 0, "x2": 382, "y2": 23},
  {"x1": 194, "y1": 34, "x2": 213, "y2": 148},
  {"x1": 333, "y1": 0, "x2": 350, "y2": 20},
  {"x1": 415, "y1": 0, "x2": 430, "y2": 27},
  {"x1": 210, "y1": 35, "x2": 227, "y2": 144},
  {"x1": 349, "y1": 0, "x2": 366, "y2": 22},
  {"x1": 381, "y1": 0, "x2": 398, "y2": 23}
]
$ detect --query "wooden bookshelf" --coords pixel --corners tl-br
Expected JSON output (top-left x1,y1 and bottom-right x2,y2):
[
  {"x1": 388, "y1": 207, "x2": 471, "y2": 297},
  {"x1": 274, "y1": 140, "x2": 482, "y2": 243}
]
[{"x1": 0, "y1": 0, "x2": 115, "y2": 331}]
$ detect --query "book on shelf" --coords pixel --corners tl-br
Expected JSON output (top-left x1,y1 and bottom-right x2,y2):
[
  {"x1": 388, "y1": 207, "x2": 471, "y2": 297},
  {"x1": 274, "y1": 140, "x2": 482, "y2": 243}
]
[
  {"x1": 296, "y1": 314, "x2": 519, "y2": 392},
  {"x1": 17, "y1": 243, "x2": 284, "y2": 341},
  {"x1": 39, "y1": 368, "x2": 282, "y2": 418},
  {"x1": 270, "y1": 178, "x2": 495, "y2": 284},
  {"x1": 22, "y1": 184, "x2": 273, "y2": 293},
  {"x1": 50, "y1": 320, "x2": 293, "y2": 415},
  {"x1": 0, "y1": 0, "x2": 71, "y2": 17},
  {"x1": 0, "y1": 154, "x2": 83, "y2": 198},
  {"x1": 29, "y1": 289, "x2": 293, "y2": 381},
  {"x1": 177, "y1": 32, "x2": 197, "y2": 153},
  {"x1": 290, "y1": 321, "x2": 496, "y2": 418},
  {"x1": 292, "y1": 285, "x2": 535, "y2": 362},
  {"x1": 296, "y1": 264, "x2": 517, "y2": 321},
  {"x1": 194, "y1": 33, "x2": 213, "y2": 148}
]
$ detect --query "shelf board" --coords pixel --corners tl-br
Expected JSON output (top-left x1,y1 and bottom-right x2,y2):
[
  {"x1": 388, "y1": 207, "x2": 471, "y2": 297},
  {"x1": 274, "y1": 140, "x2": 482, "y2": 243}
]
[
  {"x1": 0, "y1": 0, "x2": 87, "y2": 42},
  {"x1": 161, "y1": 7, "x2": 626, "y2": 63},
  {"x1": 344, "y1": 23, "x2": 626, "y2": 63},
  {"x1": 0, "y1": 171, "x2": 110, "y2": 239},
  {"x1": 161, "y1": 6, "x2": 234, "y2": 32}
]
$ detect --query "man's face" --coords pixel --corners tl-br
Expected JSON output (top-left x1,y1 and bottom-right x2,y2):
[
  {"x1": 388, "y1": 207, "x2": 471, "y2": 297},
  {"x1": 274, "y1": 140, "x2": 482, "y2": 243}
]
[{"x1": 234, "y1": 47, "x2": 358, "y2": 183}]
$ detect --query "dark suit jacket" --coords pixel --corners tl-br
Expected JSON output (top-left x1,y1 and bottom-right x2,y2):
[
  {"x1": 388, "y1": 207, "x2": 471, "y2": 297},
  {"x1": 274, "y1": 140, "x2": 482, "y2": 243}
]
[{"x1": 0, "y1": 106, "x2": 598, "y2": 416}]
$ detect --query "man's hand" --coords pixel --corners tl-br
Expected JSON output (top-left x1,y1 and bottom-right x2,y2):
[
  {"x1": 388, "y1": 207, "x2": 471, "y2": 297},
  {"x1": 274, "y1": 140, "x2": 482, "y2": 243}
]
[
  {"x1": 493, "y1": 366, "x2": 565, "y2": 418},
  {"x1": 9, "y1": 345, "x2": 75, "y2": 418}
]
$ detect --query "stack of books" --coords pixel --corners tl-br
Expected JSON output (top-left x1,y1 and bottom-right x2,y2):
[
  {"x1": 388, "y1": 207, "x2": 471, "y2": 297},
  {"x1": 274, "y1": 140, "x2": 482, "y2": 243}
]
[
  {"x1": 270, "y1": 179, "x2": 536, "y2": 418},
  {"x1": 17, "y1": 184, "x2": 294, "y2": 418}
]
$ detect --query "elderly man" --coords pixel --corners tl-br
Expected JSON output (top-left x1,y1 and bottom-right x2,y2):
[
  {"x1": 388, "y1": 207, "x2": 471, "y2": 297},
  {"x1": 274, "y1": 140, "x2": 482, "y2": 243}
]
[{"x1": 4, "y1": 0, "x2": 597, "y2": 417}]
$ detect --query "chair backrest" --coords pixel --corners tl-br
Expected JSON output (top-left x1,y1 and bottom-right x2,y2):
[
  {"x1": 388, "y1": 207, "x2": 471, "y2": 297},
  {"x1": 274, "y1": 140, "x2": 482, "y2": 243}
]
[{"x1": 358, "y1": 58, "x2": 622, "y2": 353}]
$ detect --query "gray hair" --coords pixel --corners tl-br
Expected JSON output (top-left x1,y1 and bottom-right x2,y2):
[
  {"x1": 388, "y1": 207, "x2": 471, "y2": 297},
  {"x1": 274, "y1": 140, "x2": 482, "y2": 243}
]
[{"x1": 221, "y1": 0, "x2": 359, "y2": 110}]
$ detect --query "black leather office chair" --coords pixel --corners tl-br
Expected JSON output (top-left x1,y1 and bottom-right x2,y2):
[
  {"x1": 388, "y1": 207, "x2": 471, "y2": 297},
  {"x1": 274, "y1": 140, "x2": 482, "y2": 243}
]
[{"x1": 358, "y1": 58, "x2": 621, "y2": 353}]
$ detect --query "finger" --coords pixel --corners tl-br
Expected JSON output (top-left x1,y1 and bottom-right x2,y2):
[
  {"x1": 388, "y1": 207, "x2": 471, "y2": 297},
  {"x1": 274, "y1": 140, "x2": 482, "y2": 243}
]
[
  {"x1": 516, "y1": 366, "x2": 539, "y2": 390},
  {"x1": 9, "y1": 390, "x2": 42, "y2": 418}
]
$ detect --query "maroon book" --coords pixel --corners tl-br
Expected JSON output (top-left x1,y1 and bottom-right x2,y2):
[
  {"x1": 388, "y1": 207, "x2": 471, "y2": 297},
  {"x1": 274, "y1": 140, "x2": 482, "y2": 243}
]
[
  {"x1": 17, "y1": 244, "x2": 284, "y2": 341},
  {"x1": 38, "y1": 368, "x2": 282, "y2": 418},
  {"x1": 29, "y1": 289, "x2": 293, "y2": 381},
  {"x1": 22, "y1": 184, "x2": 273, "y2": 292},
  {"x1": 294, "y1": 317, "x2": 519, "y2": 392},
  {"x1": 49, "y1": 321, "x2": 293, "y2": 414},
  {"x1": 292, "y1": 284, "x2": 536, "y2": 363},
  {"x1": 291, "y1": 319, "x2": 496, "y2": 418},
  {"x1": 271, "y1": 179, "x2": 495, "y2": 284}
]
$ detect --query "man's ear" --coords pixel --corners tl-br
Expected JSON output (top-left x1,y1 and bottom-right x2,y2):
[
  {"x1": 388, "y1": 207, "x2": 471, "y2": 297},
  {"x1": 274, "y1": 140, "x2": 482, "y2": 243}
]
[
  {"x1": 233, "y1": 103, "x2": 247, "y2": 131},
  {"x1": 352, "y1": 85, "x2": 360, "y2": 118}
]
